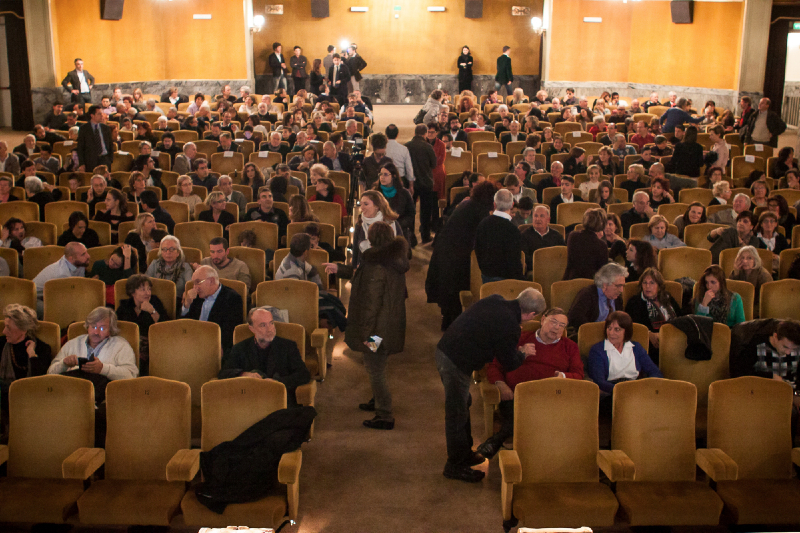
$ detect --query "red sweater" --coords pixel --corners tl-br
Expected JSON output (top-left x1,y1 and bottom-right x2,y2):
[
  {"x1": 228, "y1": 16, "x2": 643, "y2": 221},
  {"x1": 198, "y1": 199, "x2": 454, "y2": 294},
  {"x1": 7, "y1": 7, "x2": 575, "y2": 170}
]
[{"x1": 486, "y1": 331, "x2": 584, "y2": 390}]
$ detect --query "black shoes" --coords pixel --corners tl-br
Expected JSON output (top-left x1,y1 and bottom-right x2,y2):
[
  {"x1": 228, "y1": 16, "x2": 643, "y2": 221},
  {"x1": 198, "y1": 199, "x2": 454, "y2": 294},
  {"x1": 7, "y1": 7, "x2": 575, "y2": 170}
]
[
  {"x1": 464, "y1": 450, "x2": 486, "y2": 466},
  {"x1": 443, "y1": 461, "x2": 485, "y2": 483},
  {"x1": 476, "y1": 435, "x2": 507, "y2": 459},
  {"x1": 363, "y1": 416, "x2": 394, "y2": 430},
  {"x1": 359, "y1": 398, "x2": 375, "y2": 411}
]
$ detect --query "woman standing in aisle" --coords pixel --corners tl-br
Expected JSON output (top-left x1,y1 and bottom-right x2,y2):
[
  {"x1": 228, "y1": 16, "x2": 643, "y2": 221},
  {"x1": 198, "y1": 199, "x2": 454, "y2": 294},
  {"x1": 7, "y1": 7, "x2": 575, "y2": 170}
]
[{"x1": 457, "y1": 46, "x2": 473, "y2": 93}]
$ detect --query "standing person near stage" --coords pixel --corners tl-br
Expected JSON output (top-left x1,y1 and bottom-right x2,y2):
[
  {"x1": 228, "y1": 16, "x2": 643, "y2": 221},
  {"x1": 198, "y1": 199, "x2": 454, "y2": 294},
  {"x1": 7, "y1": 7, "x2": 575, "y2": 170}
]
[
  {"x1": 495, "y1": 46, "x2": 513, "y2": 97},
  {"x1": 62, "y1": 58, "x2": 95, "y2": 105}
]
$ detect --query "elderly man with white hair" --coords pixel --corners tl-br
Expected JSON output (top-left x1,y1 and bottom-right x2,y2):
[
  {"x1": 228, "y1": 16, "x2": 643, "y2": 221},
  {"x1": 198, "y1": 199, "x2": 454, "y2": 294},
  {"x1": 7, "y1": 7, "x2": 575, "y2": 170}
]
[
  {"x1": 474, "y1": 189, "x2": 523, "y2": 283},
  {"x1": 13, "y1": 134, "x2": 39, "y2": 163},
  {"x1": 172, "y1": 141, "x2": 197, "y2": 176},
  {"x1": 48, "y1": 307, "x2": 137, "y2": 403},
  {"x1": 181, "y1": 265, "x2": 244, "y2": 356},
  {"x1": 620, "y1": 190, "x2": 654, "y2": 238},
  {"x1": 0, "y1": 141, "x2": 20, "y2": 175},
  {"x1": 567, "y1": 262, "x2": 628, "y2": 333},
  {"x1": 259, "y1": 131, "x2": 291, "y2": 160},
  {"x1": 709, "y1": 192, "x2": 752, "y2": 227},
  {"x1": 534, "y1": 160, "x2": 564, "y2": 202},
  {"x1": 217, "y1": 175, "x2": 247, "y2": 220},
  {"x1": 647, "y1": 161, "x2": 697, "y2": 197}
]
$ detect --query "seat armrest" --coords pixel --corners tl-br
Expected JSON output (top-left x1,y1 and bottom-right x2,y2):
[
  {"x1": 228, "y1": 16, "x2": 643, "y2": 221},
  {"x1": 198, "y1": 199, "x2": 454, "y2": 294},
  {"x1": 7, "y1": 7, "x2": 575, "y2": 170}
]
[
  {"x1": 166, "y1": 448, "x2": 201, "y2": 482},
  {"x1": 480, "y1": 380, "x2": 501, "y2": 406},
  {"x1": 459, "y1": 290, "x2": 473, "y2": 310},
  {"x1": 438, "y1": 199, "x2": 446, "y2": 209},
  {"x1": 310, "y1": 328, "x2": 328, "y2": 380},
  {"x1": 337, "y1": 235, "x2": 349, "y2": 249},
  {"x1": 62, "y1": 447, "x2": 105, "y2": 479},
  {"x1": 793, "y1": 447, "x2": 800, "y2": 467},
  {"x1": 295, "y1": 381, "x2": 317, "y2": 407},
  {"x1": 498, "y1": 449, "x2": 522, "y2": 484},
  {"x1": 597, "y1": 449, "x2": 635, "y2": 482},
  {"x1": 278, "y1": 449, "x2": 302, "y2": 484},
  {"x1": 0, "y1": 444, "x2": 7, "y2": 466},
  {"x1": 696, "y1": 448, "x2": 738, "y2": 481}
]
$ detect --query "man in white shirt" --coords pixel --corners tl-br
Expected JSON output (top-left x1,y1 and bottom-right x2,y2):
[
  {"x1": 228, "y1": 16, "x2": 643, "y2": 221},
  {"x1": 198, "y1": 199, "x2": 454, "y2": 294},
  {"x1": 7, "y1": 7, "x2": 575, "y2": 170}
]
[
  {"x1": 384, "y1": 124, "x2": 414, "y2": 186},
  {"x1": 61, "y1": 58, "x2": 94, "y2": 105},
  {"x1": 32, "y1": 242, "x2": 90, "y2": 316},
  {"x1": 47, "y1": 306, "x2": 138, "y2": 403}
]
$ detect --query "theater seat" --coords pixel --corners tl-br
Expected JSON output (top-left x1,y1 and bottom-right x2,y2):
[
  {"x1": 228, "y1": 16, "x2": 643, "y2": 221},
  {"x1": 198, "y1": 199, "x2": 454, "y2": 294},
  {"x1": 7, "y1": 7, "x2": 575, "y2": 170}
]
[
  {"x1": 611, "y1": 379, "x2": 723, "y2": 526},
  {"x1": 759, "y1": 279, "x2": 800, "y2": 320},
  {"x1": 531, "y1": 246, "x2": 568, "y2": 306},
  {"x1": 43, "y1": 278, "x2": 105, "y2": 330},
  {"x1": 76, "y1": 378, "x2": 192, "y2": 526},
  {"x1": 0, "y1": 375, "x2": 98, "y2": 524},
  {"x1": 179, "y1": 378, "x2": 302, "y2": 528},
  {"x1": 0, "y1": 276, "x2": 35, "y2": 310},
  {"x1": 657, "y1": 247, "x2": 711, "y2": 282},
  {"x1": 498, "y1": 379, "x2": 618, "y2": 530},
  {"x1": 701, "y1": 377, "x2": 800, "y2": 525}
]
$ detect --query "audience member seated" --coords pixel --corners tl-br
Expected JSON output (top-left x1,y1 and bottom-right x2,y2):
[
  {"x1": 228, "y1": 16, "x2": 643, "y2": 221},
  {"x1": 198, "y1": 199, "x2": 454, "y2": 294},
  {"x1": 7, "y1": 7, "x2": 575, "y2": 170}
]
[
  {"x1": 32, "y1": 146, "x2": 59, "y2": 175},
  {"x1": 124, "y1": 212, "x2": 158, "y2": 272},
  {"x1": 567, "y1": 262, "x2": 627, "y2": 334},
  {"x1": 32, "y1": 242, "x2": 90, "y2": 316},
  {"x1": 127, "y1": 171, "x2": 147, "y2": 207},
  {"x1": 648, "y1": 176, "x2": 674, "y2": 210},
  {"x1": 511, "y1": 196, "x2": 533, "y2": 227},
  {"x1": 729, "y1": 245, "x2": 772, "y2": 317},
  {"x1": 189, "y1": 158, "x2": 217, "y2": 193},
  {"x1": 731, "y1": 320, "x2": 800, "y2": 396},
  {"x1": 56, "y1": 211, "x2": 100, "y2": 248},
  {"x1": 766, "y1": 195, "x2": 796, "y2": 236},
  {"x1": 534, "y1": 161, "x2": 564, "y2": 202},
  {"x1": 624, "y1": 267, "x2": 681, "y2": 363},
  {"x1": 562, "y1": 147, "x2": 587, "y2": 177},
  {"x1": 625, "y1": 239, "x2": 657, "y2": 281},
  {"x1": 619, "y1": 164, "x2": 648, "y2": 201},
  {"x1": 144, "y1": 235, "x2": 193, "y2": 303},
  {"x1": 708, "y1": 180, "x2": 731, "y2": 206},
  {"x1": 778, "y1": 169, "x2": 800, "y2": 190},
  {"x1": 1, "y1": 217, "x2": 42, "y2": 255},
  {"x1": 0, "y1": 175, "x2": 17, "y2": 204},
  {"x1": 0, "y1": 304, "x2": 52, "y2": 432},
  {"x1": 217, "y1": 175, "x2": 247, "y2": 222},
  {"x1": 275, "y1": 232, "x2": 325, "y2": 289},
  {"x1": 620, "y1": 190, "x2": 654, "y2": 238},
  {"x1": 474, "y1": 189, "x2": 522, "y2": 284},
  {"x1": 630, "y1": 121, "x2": 655, "y2": 153},
  {"x1": 139, "y1": 190, "x2": 175, "y2": 235},
  {"x1": 89, "y1": 244, "x2": 136, "y2": 305},
  {"x1": 23, "y1": 175, "x2": 58, "y2": 221},
  {"x1": 750, "y1": 179, "x2": 769, "y2": 208},
  {"x1": 586, "y1": 311, "x2": 662, "y2": 399},
  {"x1": 543, "y1": 136, "x2": 568, "y2": 167},
  {"x1": 707, "y1": 210, "x2": 760, "y2": 264},
  {"x1": 245, "y1": 189, "x2": 290, "y2": 246},
  {"x1": 181, "y1": 265, "x2": 243, "y2": 356},
  {"x1": 219, "y1": 307, "x2": 311, "y2": 407},
  {"x1": 672, "y1": 202, "x2": 706, "y2": 241},
  {"x1": 193, "y1": 237, "x2": 251, "y2": 294},
  {"x1": 288, "y1": 194, "x2": 319, "y2": 226},
  {"x1": 563, "y1": 208, "x2": 608, "y2": 281},
  {"x1": 116, "y1": 274, "x2": 169, "y2": 376},
  {"x1": 503, "y1": 174, "x2": 536, "y2": 206},
  {"x1": 709, "y1": 192, "x2": 750, "y2": 227},
  {"x1": 198, "y1": 191, "x2": 235, "y2": 237},
  {"x1": 602, "y1": 213, "x2": 628, "y2": 259},
  {"x1": 476, "y1": 307, "x2": 583, "y2": 459},
  {"x1": 755, "y1": 211, "x2": 788, "y2": 274},
  {"x1": 172, "y1": 142, "x2": 197, "y2": 176},
  {"x1": 93, "y1": 189, "x2": 134, "y2": 245},
  {"x1": 81, "y1": 175, "x2": 108, "y2": 217},
  {"x1": 169, "y1": 175, "x2": 204, "y2": 220},
  {"x1": 642, "y1": 214, "x2": 685, "y2": 250},
  {"x1": 549, "y1": 175, "x2": 580, "y2": 224},
  {"x1": 13, "y1": 134, "x2": 40, "y2": 163},
  {"x1": 47, "y1": 307, "x2": 138, "y2": 403},
  {"x1": 692, "y1": 265, "x2": 745, "y2": 327},
  {"x1": 0, "y1": 140, "x2": 20, "y2": 176}
]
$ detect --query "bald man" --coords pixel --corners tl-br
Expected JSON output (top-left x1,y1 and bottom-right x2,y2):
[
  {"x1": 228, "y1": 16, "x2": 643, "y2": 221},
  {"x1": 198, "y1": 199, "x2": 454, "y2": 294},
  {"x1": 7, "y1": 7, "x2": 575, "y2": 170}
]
[
  {"x1": 181, "y1": 265, "x2": 244, "y2": 355},
  {"x1": 32, "y1": 242, "x2": 91, "y2": 316}
]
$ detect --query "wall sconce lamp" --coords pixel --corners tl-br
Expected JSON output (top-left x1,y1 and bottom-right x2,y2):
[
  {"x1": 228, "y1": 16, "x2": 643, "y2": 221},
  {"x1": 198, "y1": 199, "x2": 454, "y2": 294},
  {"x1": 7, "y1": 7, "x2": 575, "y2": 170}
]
[
  {"x1": 531, "y1": 16, "x2": 545, "y2": 35},
  {"x1": 250, "y1": 14, "x2": 265, "y2": 33}
]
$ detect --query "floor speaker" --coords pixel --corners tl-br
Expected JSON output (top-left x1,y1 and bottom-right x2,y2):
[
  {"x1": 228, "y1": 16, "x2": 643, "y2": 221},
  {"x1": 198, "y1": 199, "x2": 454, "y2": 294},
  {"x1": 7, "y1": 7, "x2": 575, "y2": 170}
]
[
  {"x1": 100, "y1": 0, "x2": 124, "y2": 20},
  {"x1": 670, "y1": 0, "x2": 693, "y2": 24},
  {"x1": 465, "y1": 0, "x2": 483, "y2": 19},
  {"x1": 311, "y1": 0, "x2": 329, "y2": 18}
]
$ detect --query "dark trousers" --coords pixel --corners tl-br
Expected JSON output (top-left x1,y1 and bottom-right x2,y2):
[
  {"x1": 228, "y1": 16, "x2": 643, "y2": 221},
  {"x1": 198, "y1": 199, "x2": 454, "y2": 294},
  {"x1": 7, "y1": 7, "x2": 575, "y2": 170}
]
[
  {"x1": 292, "y1": 77, "x2": 306, "y2": 95},
  {"x1": 435, "y1": 348, "x2": 473, "y2": 465},
  {"x1": 71, "y1": 91, "x2": 92, "y2": 105},
  {"x1": 416, "y1": 185, "x2": 439, "y2": 240},
  {"x1": 493, "y1": 399, "x2": 515, "y2": 442}
]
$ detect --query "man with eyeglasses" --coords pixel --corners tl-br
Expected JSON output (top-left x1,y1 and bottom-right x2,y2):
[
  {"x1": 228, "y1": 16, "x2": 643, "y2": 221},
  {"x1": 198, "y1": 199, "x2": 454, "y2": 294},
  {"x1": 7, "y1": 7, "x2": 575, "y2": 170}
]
[
  {"x1": 181, "y1": 265, "x2": 244, "y2": 356},
  {"x1": 476, "y1": 307, "x2": 583, "y2": 459},
  {"x1": 567, "y1": 263, "x2": 628, "y2": 336},
  {"x1": 47, "y1": 306, "x2": 138, "y2": 403}
]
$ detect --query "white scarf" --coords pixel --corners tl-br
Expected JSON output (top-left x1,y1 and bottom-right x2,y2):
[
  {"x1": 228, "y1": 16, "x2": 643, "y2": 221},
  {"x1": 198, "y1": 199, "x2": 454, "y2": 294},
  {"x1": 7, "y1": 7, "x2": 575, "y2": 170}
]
[
  {"x1": 605, "y1": 340, "x2": 639, "y2": 382},
  {"x1": 359, "y1": 211, "x2": 396, "y2": 253}
]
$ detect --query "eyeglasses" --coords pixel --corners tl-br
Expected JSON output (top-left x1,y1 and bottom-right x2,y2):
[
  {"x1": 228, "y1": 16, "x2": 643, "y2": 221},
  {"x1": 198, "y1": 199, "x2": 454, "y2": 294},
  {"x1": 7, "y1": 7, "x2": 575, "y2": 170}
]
[
  {"x1": 546, "y1": 318, "x2": 568, "y2": 329},
  {"x1": 161, "y1": 247, "x2": 178, "y2": 253},
  {"x1": 88, "y1": 324, "x2": 106, "y2": 332},
  {"x1": 195, "y1": 277, "x2": 212, "y2": 286}
]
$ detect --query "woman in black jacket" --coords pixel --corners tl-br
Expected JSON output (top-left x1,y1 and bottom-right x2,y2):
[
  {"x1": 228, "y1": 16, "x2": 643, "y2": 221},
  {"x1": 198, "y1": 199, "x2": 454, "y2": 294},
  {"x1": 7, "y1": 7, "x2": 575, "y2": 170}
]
[
  {"x1": 624, "y1": 267, "x2": 682, "y2": 364},
  {"x1": 116, "y1": 274, "x2": 169, "y2": 376},
  {"x1": 57, "y1": 211, "x2": 100, "y2": 248},
  {"x1": 562, "y1": 146, "x2": 587, "y2": 177},
  {"x1": 563, "y1": 208, "x2": 609, "y2": 280},
  {"x1": 374, "y1": 163, "x2": 415, "y2": 244},
  {"x1": 670, "y1": 125, "x2": 704, "y2": 177},
  {"x1": 328, "y1": 222, "x2": 409, "y2": 430},
  {"x1": 457, "y1": 46, "x2": 473, "y2": 93}
]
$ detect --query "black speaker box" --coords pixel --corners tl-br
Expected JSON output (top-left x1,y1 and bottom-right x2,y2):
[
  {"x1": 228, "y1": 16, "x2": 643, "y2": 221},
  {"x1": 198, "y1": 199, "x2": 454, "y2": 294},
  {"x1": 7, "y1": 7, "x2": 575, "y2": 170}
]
[
  {"x1": 465, "y1": 0, "x2": 483, "y2": 19},
  {"x1": 100, "y1": 0, "x2": 124, "y2": 20},
  {"x1": 670, "y1": 1, "x2": 693, "y2": 24},
  {"x1": 311, "y1": 0, "x2": 329, "y2": 18}
]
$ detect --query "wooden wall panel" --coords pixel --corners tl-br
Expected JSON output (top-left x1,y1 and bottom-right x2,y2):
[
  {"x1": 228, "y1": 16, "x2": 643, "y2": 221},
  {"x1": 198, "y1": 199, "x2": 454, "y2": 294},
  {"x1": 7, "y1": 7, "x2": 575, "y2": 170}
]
[
  {"x1": 252, "y1": 0, "x2": 544, "y2": 76},
  {"x1": 50, "y1": 0, "x2": 247, "y2": 84}
]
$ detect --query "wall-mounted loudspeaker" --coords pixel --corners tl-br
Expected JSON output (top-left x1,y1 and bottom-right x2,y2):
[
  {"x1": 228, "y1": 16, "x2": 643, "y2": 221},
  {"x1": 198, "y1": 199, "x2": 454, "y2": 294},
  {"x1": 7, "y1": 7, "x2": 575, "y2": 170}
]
[
  {"x1": 670, "y1": 0, "x2": 693, "y2": 24},
  {"x1": 100, "y1": 0, "x2": 124, "y2": 20},
  {"x1": 311, "y1": 0, "x2": 329, "y2": 18},
  {"x1": 465, "y1": 0, "x2": 483, "y2": 19}
]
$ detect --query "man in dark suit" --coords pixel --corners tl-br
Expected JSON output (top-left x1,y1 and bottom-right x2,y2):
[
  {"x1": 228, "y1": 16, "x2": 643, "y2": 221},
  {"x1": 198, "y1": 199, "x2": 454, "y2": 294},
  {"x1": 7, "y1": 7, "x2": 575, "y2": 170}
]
[
  {"x1": 290, "y1": 46, "x2": 308, "y2": 96},
  {"x1": 495, "y1": 46, "x2": 513, "y2": 97},
  {"x1": 219, "y1": 307, "x2": 311, "y2": 407},
  {"x1": 61, "y1": 58, "x2": 95, "y2": 105},
  {"x1": 444, "y1": 117, "x2": 468, "y2": 144},
  {"x1": 13, "y1": 135, "x2": 40, "y2": 164},
  {"x1": 259, "y1": 132, "x2": 291, "y2": 161},
  {"x1": 320, "y1": 135, "x2": 353, "y2": 174},
  {"x1": 181, "y1": 265, "x2": 244, "y2": 356},
  {"x1": 327, "y1": 54, "x2": 351, "y2": 106},
  {"x1": 160, "y1": 87, "x2": 188, "y2": 105},
  {"x1": 268, "y1": 42, "x2": 288, "y2": 92},
  {"x1": 566, "y1": 262, "x2": 627, "y2": 336},
  {"x1": 76, "y1": 105, "x2": 112, "y2": 172}
]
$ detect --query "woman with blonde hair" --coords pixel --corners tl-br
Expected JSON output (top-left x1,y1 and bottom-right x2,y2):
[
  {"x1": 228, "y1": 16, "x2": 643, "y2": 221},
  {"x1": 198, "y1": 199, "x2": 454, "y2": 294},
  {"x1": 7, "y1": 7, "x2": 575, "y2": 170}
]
[
  {"x1": 198, "y1": 191, "x2": 236, "y2": 233},
  {"x1": 145, "y1": 235, "x2": 193, "y2": 300},
  {"x1": 345, "y1": 189, "x2": 402, "y2": 270},
  {"x1": 127, "y1": 171, "x2": 147, "y2": 206},
  {"x1": 169, "y1": 176, "x2": 204, "y2": 219},
  {"x1": 309, "y1": 163, "x2": 329, "y2": 187},
  {"x1": 729, "y1": 245, "x2": 773, "y2": 316},
  {"x1": 1, "y1": 303, "x2": 52, "y2": 389},
  {"x1": 511, "y1": 87, "x2": 528, "y2": 106},
  {"x1": 288, "y1": 194, "x2": 319, "y2": 224},
  {"x1": 124, "y1": 212, "x2": 157, "y2": 272}
]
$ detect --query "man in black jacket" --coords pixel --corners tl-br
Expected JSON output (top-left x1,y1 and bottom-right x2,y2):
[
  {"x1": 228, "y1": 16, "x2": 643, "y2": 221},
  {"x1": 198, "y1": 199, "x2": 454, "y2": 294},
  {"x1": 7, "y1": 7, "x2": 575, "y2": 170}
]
[
  {"x1": 268, "y1": 42, "x2": 288, "y2": 92},
  {"x1": 405, "y1": 124, "x2": 438, "y2": 244},
  {"x1": 327, "y1": 54, "x2": 351, "y2": 106},
  {"x1": 436, "y1": 289, "x2": 546, "y2": 482},
  {"x1": 741, "y1": 97, "x2": 787, "y2": 148},
  {"x1": 181, "y1": 266, "x2": 244, "y2": 356},
  {"x1": 219, "y1": 307, "x2": 311, "y2": 407},
  {"x1": 475, "y1": 189, "x2": 523, "y2": 282},
  {"x1": 495, "y1": 46, "x2": 513, "y2": 97},
  {"x1": 76, "y1": 105, "x2": 113, "y2": 171},
  {"x1": 521, "y1": 205, "x2": 566, "y2": 271},
  {"x1": 61, "y1": 58, "x2": 94, "y2": 104},
  {"x1": 139, "y1": 190, "x2": 175, "y2": 234}
]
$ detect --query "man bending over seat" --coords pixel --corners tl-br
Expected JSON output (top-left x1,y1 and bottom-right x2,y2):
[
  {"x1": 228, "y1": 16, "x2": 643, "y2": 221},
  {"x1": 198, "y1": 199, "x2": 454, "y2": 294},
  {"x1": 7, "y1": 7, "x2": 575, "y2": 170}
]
[
  {"x1": 477, "y1": 307, "x2": 583, "y2": 459},
  {"x1": 219, "y1": 307, "x2": 310, "y2": 407}
]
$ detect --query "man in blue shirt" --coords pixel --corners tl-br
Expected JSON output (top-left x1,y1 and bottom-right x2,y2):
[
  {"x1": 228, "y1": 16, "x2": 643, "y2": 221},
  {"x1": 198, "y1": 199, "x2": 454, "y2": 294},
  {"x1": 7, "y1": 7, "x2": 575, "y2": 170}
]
[{"x1": 181, "y1": 265, "x2": 244, "y2": 356}]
